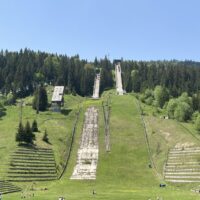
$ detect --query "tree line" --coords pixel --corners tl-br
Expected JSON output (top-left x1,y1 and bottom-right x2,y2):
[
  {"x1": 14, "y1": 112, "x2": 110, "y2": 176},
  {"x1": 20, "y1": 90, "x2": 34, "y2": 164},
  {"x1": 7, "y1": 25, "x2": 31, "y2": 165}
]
[
  {"x1": 0, "y1": 49, "x2": 114, "y2": 98},
  {"x1": 1, "y1": 49, "x2": 200, "y2": 98},
  {"x1": 140, "y1": 85, "x2": 200, "y2": 131},
  {"x1": 16, "y1": 120, "x2": 49, "y2": 144},
  {"x1": 121, "y1": 60, "x2": 200, "y2": 96}
]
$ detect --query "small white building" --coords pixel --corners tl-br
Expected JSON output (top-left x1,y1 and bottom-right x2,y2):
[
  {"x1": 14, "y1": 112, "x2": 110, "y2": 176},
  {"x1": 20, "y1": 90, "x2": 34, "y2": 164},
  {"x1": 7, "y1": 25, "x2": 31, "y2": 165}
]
[{"x1": 51, "y1": 86, "x2": 64, "y2": 112}]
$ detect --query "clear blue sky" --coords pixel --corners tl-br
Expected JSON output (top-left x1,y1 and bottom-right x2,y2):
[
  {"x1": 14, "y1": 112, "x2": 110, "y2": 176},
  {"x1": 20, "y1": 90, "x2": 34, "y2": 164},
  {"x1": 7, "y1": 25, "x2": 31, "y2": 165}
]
[{"x1": 0, "y1": 0, "x2": 200, "y2": 61}]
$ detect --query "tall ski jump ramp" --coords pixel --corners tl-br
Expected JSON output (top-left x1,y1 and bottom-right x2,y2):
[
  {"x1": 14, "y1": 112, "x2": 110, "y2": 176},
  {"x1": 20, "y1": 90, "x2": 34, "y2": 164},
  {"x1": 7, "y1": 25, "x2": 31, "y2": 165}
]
[
  {"x1": 92, "y1": 74, "x2": 100, "y2": 99},
  {"x1": 115, "y1": 61, "x2": 124, "y2": 95}
]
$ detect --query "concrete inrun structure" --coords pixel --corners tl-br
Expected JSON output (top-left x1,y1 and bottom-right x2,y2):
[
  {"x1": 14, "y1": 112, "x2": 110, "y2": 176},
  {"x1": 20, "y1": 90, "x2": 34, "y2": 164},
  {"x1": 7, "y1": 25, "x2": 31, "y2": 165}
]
[
  {"x1": 71, "y1": 107, "x2": 99, "y2": 180},
  {"x1": 114, "y1": 60, "x2": 124, "y2": 95},
  {"x1": 51, "y1": 86, "x2": 64, "y2": 112},
  {"x1": 92, "y1": 73, "x2": 101, "y2": 99}
]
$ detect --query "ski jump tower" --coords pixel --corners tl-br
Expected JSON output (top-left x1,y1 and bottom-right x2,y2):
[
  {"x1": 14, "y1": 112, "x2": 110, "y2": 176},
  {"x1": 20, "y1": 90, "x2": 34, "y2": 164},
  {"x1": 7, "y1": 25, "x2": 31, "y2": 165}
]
[
  {"x1": 92, "y1": 73, "x2": 101, "y2": 99},
  {"x1": 114, "y1": 60, "x2": 124, "y2": 95}
]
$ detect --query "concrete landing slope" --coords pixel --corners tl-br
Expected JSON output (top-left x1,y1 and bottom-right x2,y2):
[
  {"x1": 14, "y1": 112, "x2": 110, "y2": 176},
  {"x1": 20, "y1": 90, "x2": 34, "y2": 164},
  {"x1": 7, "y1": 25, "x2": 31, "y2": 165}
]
[
  {"x1": 92, "y1": 74, "x2": 100, "y2": 99},
  {"x1": 115, "y1": 62, "x2": 123, "y2": 95},
  {"x1": 71, "y1": 107, "x2": 99, "y2": 180}
]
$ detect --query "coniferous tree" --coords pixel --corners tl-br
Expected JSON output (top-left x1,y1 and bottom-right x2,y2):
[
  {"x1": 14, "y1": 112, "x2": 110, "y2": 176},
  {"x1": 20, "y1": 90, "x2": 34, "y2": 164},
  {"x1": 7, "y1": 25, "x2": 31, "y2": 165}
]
[
  {"x1": 1, "y1": 49, "x2": 200, "y2": 98},
  {"x1": 16, "y1": 122, "x2": 25, "y2": 143},
  {"x1": 100, "y1": 57, "x2": 113, "y2": 93},
  {"x1": 24, "y1": 121, "x2": 35, "y2": 144},
  {"x1": 32, "y1": 120, "x2": 38, "y2": 132},
  {"x1": 0, "y1": 103, "x2": 5, "y2": 118},
  {"x1": 131, "y1": 69, "x2": 140, "y2": 92},
  {"x1": 32, "y1": 86, "x2": 48, "y2": 111},
  {"x1": 39, "y1": 86, "x2": 48, "y2": 111}
]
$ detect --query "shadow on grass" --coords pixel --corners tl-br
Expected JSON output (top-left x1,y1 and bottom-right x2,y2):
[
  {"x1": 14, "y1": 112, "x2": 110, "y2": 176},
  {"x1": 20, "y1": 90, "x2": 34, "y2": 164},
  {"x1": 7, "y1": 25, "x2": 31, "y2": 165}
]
[
  {"x1": 44, "y1": 140, "x2": 52, "y2": 145},
  {"x1": 17, "y1": 143, "x2": 37, "y2": 149},
  {"x1": 0, "y1": 107, "x2": 7, "y2": 120},
  {"x1": 17, "y1": 142, "x2": 52, "y2": 148},
  {"x1": 61, "y1": 108, "x2": 72, "y2": 116}
]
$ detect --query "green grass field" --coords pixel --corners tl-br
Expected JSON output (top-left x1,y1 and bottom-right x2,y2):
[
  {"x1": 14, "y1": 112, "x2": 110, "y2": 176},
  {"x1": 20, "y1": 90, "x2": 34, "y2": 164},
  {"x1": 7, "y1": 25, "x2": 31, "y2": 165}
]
[{"x1": 1, "y1": 93, "x2": 200, "y2": 199}]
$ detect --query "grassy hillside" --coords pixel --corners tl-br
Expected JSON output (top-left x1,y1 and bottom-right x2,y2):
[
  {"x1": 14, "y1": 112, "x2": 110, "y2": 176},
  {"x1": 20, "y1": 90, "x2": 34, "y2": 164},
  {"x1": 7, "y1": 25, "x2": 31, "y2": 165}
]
[
  {"x1": 140, "y1": 101, "x2": 200, "y2": 176},
  {"x1": 1, "y1": 94, "x2": 200, "y2": 199},
  {"x1": 0, "y1": 94, "x2": 83, "y2": 178}
]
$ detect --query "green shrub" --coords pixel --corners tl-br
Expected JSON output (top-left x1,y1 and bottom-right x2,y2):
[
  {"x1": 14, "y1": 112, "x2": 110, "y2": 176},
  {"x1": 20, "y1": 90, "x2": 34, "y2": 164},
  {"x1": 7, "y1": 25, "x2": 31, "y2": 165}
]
[
  {"x1": 145, "y1": 96, "x2": 154, "y2": 105},
  {"x1": 174, "y1": 102, "x2": 192, "y2": 122},
  {"x1": 167, "y1": 99, "x2": 177, "y2": 119}
]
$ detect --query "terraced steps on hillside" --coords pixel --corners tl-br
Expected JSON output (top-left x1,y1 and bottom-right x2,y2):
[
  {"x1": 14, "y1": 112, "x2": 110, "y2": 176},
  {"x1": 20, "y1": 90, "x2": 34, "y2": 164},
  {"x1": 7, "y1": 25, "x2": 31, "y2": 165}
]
[
  {"x1": 13, "y1": 151, "x2": 54, "y2": 156},
  {"x1": 6, "y1": 147, "x2": 57, "y2": 182},
  {"x1": 170, "y1": 147, "x2": 200, "y2": 151},
  {"x1": 166, "y1": 168, "x2": 200, "y2": 172},
  {"x1": 13, "y1": 149, "x2": 54, "y2": 154},
  {"x1": 9, "y1": 167, "x2": 56, "y2": 171},
  {"x1": 169, "y1": 151, "x2": 200, "y2": 154},
  {"x1": 0, "y1": 180, "x2": 21, "y2": 194},
  {"x1": 11, "y1": 158, "x2": 55, "y2": 162},
  {"x1": 8, "y1": 171, "x2": 56, "y2": 174},
  {"x1": 6, "y1": 177, "x2": 57, "y2": 182},
  {"x1": 164, "y1": 146, "x2": 200, "y2": 183},
  {"x1": 168, "y1": 156, "x2": 200, "y2": 159},
  {"x1": 165, "y1": 172, "x2": 200, "y2": 175},
  {"x1": 10, "y1": 163, "x2": 56, "y2": 168},
  {"x1": 165, "y1": 179, "x2": 200, "y2": 183},
  {"x1": 167, "y1": 162, "x2": 200, "y2": 165},
  {"x1": 11, "y1": 153, "x2": 54, "y2": 158},
  {"x1": 12, "y1": 150, "x2": 54, "y2": 155},
  {"x1": 168, "y1": 153, "x2": 200, "y2": 157}
]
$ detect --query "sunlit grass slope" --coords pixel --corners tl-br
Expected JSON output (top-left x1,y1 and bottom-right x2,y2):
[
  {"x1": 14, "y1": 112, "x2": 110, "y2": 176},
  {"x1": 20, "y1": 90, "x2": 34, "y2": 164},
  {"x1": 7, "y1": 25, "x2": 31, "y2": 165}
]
[
  {"x1": 3, "y1": 94, "x2": 200, "y2": 199},
  {"x1": 0, "y1": 94, "x2": 83, "y2": 178}
]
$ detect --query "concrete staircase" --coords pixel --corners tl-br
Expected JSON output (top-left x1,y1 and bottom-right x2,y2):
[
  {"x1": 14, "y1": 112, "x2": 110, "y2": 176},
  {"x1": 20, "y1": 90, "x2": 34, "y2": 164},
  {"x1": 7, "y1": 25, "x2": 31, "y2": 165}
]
[
  {"x1": 92, "y1": 74, "x2": 100, "y2": 99},
  {"x1": 71, "y1": 107, "x2": 99, "y2": 180},
  {"x1": 0, "y1": 180, "x2": 21, "y2": 194},
  {"x1": 164, "y1": 147, "x2": 200, "y2": 183}
]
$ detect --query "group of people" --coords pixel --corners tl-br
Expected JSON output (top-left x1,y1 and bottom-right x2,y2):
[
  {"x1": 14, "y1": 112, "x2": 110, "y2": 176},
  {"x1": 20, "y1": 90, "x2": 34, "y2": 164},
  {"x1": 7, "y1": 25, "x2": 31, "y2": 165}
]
[{"x1": 20, "y1": 192, "x2": 34, "y2": 199}]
